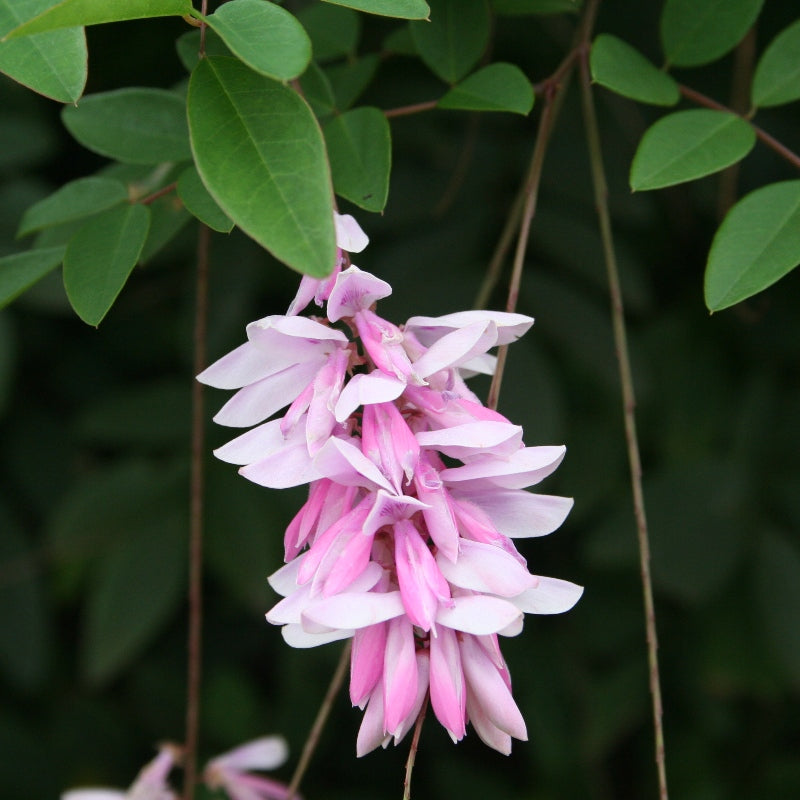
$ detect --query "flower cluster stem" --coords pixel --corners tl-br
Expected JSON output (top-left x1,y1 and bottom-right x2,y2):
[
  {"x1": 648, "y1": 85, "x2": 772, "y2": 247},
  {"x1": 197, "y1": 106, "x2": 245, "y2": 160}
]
[
  {"x1": 579, "y1": 50, "x2": 669, "y2": 800},
  {"x1": 287, "y1": 641, "x2": 352, "y2": 800},
  {"x1": 183, "y1": 222, "x2": 210, "y2": 800},
  {"x1": 402, "y1": 696, "x2": 428, "y2": 800}
]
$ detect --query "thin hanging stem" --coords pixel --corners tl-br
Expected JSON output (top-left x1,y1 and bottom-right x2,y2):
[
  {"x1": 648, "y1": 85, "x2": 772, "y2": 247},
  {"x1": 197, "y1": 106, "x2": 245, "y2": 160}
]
[
  {"x1": 578, "y1": 51, "x2": 669, "y2": 800},
  {"x1": 383, "y1": 100, "x2": 438, "y2": 119},
  {"x1": 287, "y1": 641, "x2": 352, "y2": 800},
  {"x1": 198, "y1": 0, "x2": 208, "y2": 58},
  {"x1": 402, "y1": 696, "x2": 429, "y2": 800},
  {"x1": 183, "y1": 222, "x2": 211, "y2": 800}
]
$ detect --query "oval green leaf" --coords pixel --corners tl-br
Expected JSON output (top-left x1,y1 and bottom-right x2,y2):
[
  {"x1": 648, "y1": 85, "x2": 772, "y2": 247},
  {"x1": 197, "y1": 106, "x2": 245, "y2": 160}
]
[
  {"x1": 0, "y1": 0, "x2": 87, "y2": 102},
  {"x1": 323, "y1": 106, "x2": 391, "y2": 212},
  {"x1": 322, "y1": 0, "x2": 430, "y2": 19},
  {"x1": 705, "y1": 180, "x2": 800, "y2": 311},
  {"x1": 590, "y1": 34, "x2": 679, "y2": 106},
  {"x1": 297, "y1": 3, "x2": 360, "y2": 61},
  {"x1": 63, "y1": 204, "x2": 150, "y2": 326},
  {"x1": 752, "y1": 19, "x2": 800, "y2": 108},
  {"x1": 4, "y1": 0, "x2": 191, "y2": 38},
  {"x1": 630, "y1": 110, "x2": 755, "y2": 191},
  {"x1": 411, "y1": 0, "x2": 489, "y2": 83},
  {"x1": 661, "y1": 0, "x2": 764, "y2": 67},
  {"x1": 0, "y1": 246, "x2": 65, "y2": 309},
  {"x1": 438, "y1": 62, "x2": 534, "y2": 114},
  {"x1": 62, "y1": 88, "x2": 192, "y2": 165},
  {"x1": 187, "y1": 56, "x2": 335, "y2": 277},
  {"x1": 326, "y1": 54, "x2": 380, "y2": 110},
  {"x1": 18, "y1": 177, "x2": 128, "y2": 237},
  {"x1": 200, "y1": 0, "x2": 311, "y2": 81},
  {"x1": 177, "y1": 166, "x2": 233, "y2": 233}
]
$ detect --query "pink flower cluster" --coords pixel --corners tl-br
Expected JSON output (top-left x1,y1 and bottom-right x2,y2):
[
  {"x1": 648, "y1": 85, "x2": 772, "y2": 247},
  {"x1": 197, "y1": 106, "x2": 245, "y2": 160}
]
[{"x1": 199, "y1": 214, "x2": 582, "y2": 756}]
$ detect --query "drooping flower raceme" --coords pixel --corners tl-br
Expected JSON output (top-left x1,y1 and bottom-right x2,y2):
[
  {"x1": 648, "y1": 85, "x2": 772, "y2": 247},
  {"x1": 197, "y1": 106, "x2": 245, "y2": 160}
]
[{"x1": 199, "y1": 212, "x2": 583, "y2": 755}]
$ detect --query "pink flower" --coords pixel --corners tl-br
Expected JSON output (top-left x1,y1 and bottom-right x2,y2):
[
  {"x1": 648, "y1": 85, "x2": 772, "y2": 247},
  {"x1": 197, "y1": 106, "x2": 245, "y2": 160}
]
[
  {"x1": 202, "y1": 212, "x2": 582, "y2": 755},
  {"x1": 204, "y1": 736, "x2": 294, "y2": 800}
]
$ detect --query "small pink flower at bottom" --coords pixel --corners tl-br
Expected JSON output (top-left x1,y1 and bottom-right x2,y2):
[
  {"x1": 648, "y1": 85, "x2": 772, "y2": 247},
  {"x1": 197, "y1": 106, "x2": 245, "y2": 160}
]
[{"x1": 204, "y1": 736, "x2": 295, "y2": 800}]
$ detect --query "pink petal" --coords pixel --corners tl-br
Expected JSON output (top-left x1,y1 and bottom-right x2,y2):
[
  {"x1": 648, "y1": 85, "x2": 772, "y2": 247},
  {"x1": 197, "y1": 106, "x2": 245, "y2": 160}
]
[
  {"x1": 436, "y1": 595, "x2": 523, "y2": 635},
  {"x1": 207, "y1": 736, "x2": 288, "y2": 772},
  {"x1": 247, "y1": 314, "x2": 348, "y2": 347},
  {"x1": 356, "y1": 684, "x2": 389, "y2": 757},
  {"x1": 441, "y1": 445, "x2": 566, "y2": 490},
  {"x1": 286, "y1": 274, "x2": 320, "y2": 317},
  {"x1": 411, "y1": 321, "x2": 497, "y2": 380},
  {"x1": 454, "y1": 489, "x2": 574, "y2": 538},
  {"x1": 327, "y1": 266, "x2": 392, "y2": 322},
  {"x1": 428, "y1": 626, "x2": 466, "y2": 741},
  {"x1": 213, "y1": 418, "x2": 288, "y2": 465},
  {"x1": 413, "y1": 455, "x2": 460, "y2": 563},
  {"x1": 512, "y1": 577, "x2": 584, "y2": 614},
  {"x1": 267, "y1": 556, "x2": 305, "y2": 596},
  {"x1": 460, "y1": 635, "x2": 527, "y2": 742},
  {"x1": 62, "y1": 792, "x2": 128, "y2": 800},
  {"x1": 416, "y1": 421, "x2": 523, "y2": 459},
  {"x1": 350, "y1": 622, "x2": 388, "y2": 707},
  {"x1": 362, "y1": 490, "x2": 428, "y2": 539},
  {"x1": 213, "y1": 361, "x2": 322, "y2": 427},
  {"x1": 302, "y1": 590, "x2": 406, "y2": 630},
  {"x1": 334, "y1": 372, "x2": 405, "y2": 422},
  {"x1": 313, "y1": 436, "x2": 395, "y2": 492},
  {"x1": 281, "y1": 625, "x2": 353, "y2": 648},
  {"x1": 197, "y1": 342, "x2": 276, "y2": 390},
  {"x1": 239, "y1": 439, "x2": 321, "y2": 488},
  {"x1": 436, "y1": 540, "x2": 537, "y2": 597},
  {"x1": 335, "y1": 212, "x2": 369, "y2": 253},
  {"x1": 465, "y1": 694, "x2": 512, "y2": 755},
  {"x1": 405, "y1": 310, "x2": 533, "y2": 346},
  {"x1": 382, "y1": 617, "x2": 418, "y2": 733},
  {"x1": 389, "y1": 650, "x2": 430, "y2": 745}
]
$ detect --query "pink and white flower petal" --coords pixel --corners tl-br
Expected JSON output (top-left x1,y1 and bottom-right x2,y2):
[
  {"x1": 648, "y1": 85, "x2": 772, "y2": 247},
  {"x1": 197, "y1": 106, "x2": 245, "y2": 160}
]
[
  {"x1": 327, "y1": 267, "x2": 392, "y2": 322},
  {"x1": 512, "y1": 576, "x2": 584, "y2": 614},
  {"x1": 405, "y1": 310, "x2": 533, "y2": 347},
  {"x1": 301, "y1": 590, "x2": 406, "y2": 630},
  {"x1": 354, "y1": 309, "x2": 418, "y2": 383},
  {"x1": 281, "y1": 624, "x2": 354, "y2": 648},
  {"x1": 436, "y1": 540, "x2": 537, "y2": 597},
  {"x1": 416, "y1": 421, "x2": 523, "y2": 460},
  {"x1": 389, "y1": 650, "x2": 430, "y2": 745},
  {"x1": 411, "y1": 321, "x2": 498, "y2": 380},
  {"x1": 247, "y1": 314, "x2": 348, "y2": 349},
  {"x1": 429, "y1": 626, "x2": 466, "y2": 742},
  {"x1": 350, "y1": 622, "x2": 388, "y2": 707},
  {"x1": 436, "y1": 595, "x2": 523, "y2": 636},
  {"x1": 356, "y1": 684, "x2": 390, "y2": 757},
  {"x1": 441, "y1": 445, "x2": 566, "y2": 490},
  {"x1": 460, "y1": 635, "x2": 527, "y2": 743},
  {"x1": 206, "y1": 736, "x2": 288, "y2": 773},
  {"x1": 62, "y1": 792, "x2": 127, "y2": 800},
  {"x1": 214, "y1": 418, "x2": 295, "y2": 465},
  {"x1": 334, "y1": 372, "x2": 405, "y2": 422},
  {"x1": 362, "y1": 490, "x2": 428, "y2": 539},
  {"x1": 335, "y1": 212, "x2": 369, "y2": 253},
  {"x1": 362, "y1": 403, "x2": 420, "y2": 491},
  {"x1": 239, "y1": 439, "x2": 322, "y2": 488},
  {"x1": 455, "y1": 489, "x2": 574, "y2": 538},
  {"x1": 197, "y1": 342, "x2": 279, "y2": 390},
  {"x1": 413, "y1": 454, "x2": 460, "y2": 562},
  {"x1": 382, "y1": 617, "x2": 418, "y2": 733},
  {"x1": 465, "y1": 693, "x2": 513, "y2": 755},
  {"x1": 313, "y1": 436, "x2": 395, "y2": 493}
]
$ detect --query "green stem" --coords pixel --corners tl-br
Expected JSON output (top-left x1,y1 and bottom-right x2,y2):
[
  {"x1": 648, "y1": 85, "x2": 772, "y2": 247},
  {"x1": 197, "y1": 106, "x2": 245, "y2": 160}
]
[{"x1": 579, "y1": 50, "x2": 669, "y2": 800}]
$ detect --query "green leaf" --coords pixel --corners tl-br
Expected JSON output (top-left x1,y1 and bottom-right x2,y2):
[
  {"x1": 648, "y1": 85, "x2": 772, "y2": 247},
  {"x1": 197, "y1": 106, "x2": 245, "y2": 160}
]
[
  {"x1": 323, "y1": 106, "x2": 391, "y2": 212},
  {"x1": 299, "y1": 61, "x2": 337, "y2": 118},
  {"x1": 590, "y1": 34, "x2": 679, "y2": 106},
  {"x1": 438, "y1": 62, "x2": 534, "y2": 114},
  {"x1": 177, "y1": 166, "x2": 233, "y2": 233},
  {"x1": 661, "y1": 0, "x2": 764, "y2": 68},
  {"x1": 0, "y1": 0, "x2": 87, "y2": 102},
  {"x1": 411, "y1": 0, "x2": 489, "y2": 83},
  {"x1": 297, "y1": 3, "x2": 360, "y2": 61},
  {"x1": 18, "y1": 177, "x2": 127, "y2": 237},
  {"x1": 0, "y1": 246, "x2": 64, "y2": 308},
  {"x1": 175, "y1": 28, "x2": 230, "y2": 73},
  {"x1": 187, "y1": 56, "x2": 335, "y2": 277},
  {"x1": 3, "y1": 0, "x2": 192, "y2": 38},
  {"x1": 755, "y1": 533, "x2": 800, "y2": 682},
  {"x1": 322, "y1": 0, "x2": 430, "y2": 19},
  {"x1": 492, "y1": 0, "x2": 582, "y2": 12},
  {"x1": 62, "y1": 88, "x2": 192, "y2": 165},
  {"x1": 704, "y1": 181, "x2": 800, "y2": 311},
  {"x1": 138, "y1": 194, "x2": 190, "y2": 263},
  {"x1": 751, "y1": 19, "x2": 800, "y2": 108},
  {"x1": 82, "y1": 510, "x2": 185, "y2": 686},
  {"x1": 326, "y1": 54, "x2": 380, "y2": 110},
  {"x1": 630, "y1": 110, "x2": 755, "y2": 191},
  {"x1": 199, "y1": 0, "x2": 311, "y2": 81},
  {"x1": 63, "y1": 204, "x2": 150, "y2": 325}
]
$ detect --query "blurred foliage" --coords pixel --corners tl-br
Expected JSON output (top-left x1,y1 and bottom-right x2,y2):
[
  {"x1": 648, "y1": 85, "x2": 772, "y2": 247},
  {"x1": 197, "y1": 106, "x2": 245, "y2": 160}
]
[{"x1": 1, "y1": 1, "x2": 800, "y2": 799}]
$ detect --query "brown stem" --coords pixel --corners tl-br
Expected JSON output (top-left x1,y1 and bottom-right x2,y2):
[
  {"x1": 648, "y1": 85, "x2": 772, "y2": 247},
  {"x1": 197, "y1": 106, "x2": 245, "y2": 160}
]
[
  {"x1": 199, "y1": 0, "x2": 208, "y2": 58},
  {"x1": 287, "y1": 641, "x2": 352, "y2": 800},
  {"x1": 182, "y1": 222, "x2": 210, "y2": 800},
  {"x1": 401, "y1": 696, "x2": 429, "y2": 800},
  {"x1": 139, "y1": 181, "x2": 178, "y2": 206},
  {"x1": 579, "y1": 50, "x2": 669, "y2": 800},
  {"x1": 384, "y1": 100, "x2": 438, "y2": 119},
  {"x1": 679, "y1": 84, "x2": 800, "y2": 171}
]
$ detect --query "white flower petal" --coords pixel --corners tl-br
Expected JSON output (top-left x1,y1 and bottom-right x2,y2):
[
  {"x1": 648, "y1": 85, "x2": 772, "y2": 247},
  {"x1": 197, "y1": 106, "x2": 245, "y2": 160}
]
[
  {"x1": 405, "y1": 310, "x2": 533, "y2": 346},
  {"x1": 281, "y1": 624, "x2": 353, "y2": 648},
  {"x1": 335, "y1": 212, "x2": 369, "y2": 253},
  {"x1": 416, "y1": 421, "x2": 523, "y2": 459},
  {"x1": 441, "y1": 445, "x2": 566, "y2": 490},
  {"x1": 62, "y1": 792, "x2": 127, "y2": 800},
  {"x1": 302, "y1": 590, "x2": 406, "y2": 630},
  {"x1": 412, "y1": 321, "x2": 497, "y2": 380},
  {"x1": 208, "y1": 736, "x2": 288, "y2": 772},
  {"x1": 313, "y1": 436, "x2": 395, "y2": 493},
  {"x1": 436, "y1": 595, "x2": 523, "y2": 635},
  {"x1": 334, "y1": 372, "x2": 405, "y2": 422},
  {"x1": 455, "y1": 489, "x2": 574, "y2": 538},
  {"x1": 512, "y1": 577, "x2": 584, "y2": 614}
]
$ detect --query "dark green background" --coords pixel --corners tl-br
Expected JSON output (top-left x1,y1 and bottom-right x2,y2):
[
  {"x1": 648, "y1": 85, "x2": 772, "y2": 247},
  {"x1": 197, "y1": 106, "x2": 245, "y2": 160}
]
[{"x1": 1, "y1": 2, "x2": 799, "y2": 798}]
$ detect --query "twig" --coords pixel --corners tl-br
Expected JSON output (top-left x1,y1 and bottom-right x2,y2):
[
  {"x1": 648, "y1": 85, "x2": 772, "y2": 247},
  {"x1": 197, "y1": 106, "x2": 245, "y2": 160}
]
[
  {"x1": 287, "y1": 641, "x2": 352, "y2": 800},
  {"x1": 679, "y1": 84, "x2": 800, "y2": 172},
  {"x1": 579, "y1": 48, "x2": 669, "y2": 800},
  {"x1": 384, "y1": 100, "x2": 438, "y2": 119},
  {"x1": 139, "y1": 181, "x2": 178, "y2": 206},
  {"x1": 183, "y1": 222, "x2": 210, "y2": 800},
  {"x1": 402, "y1": 696, "x2": 429, "y2": 800}
]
